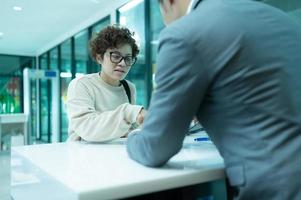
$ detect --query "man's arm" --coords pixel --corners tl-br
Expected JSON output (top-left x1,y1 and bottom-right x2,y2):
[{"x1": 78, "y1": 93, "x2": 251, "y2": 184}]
[{"x1": 126, "y1": 26, "x2": 209, "y2": 167}]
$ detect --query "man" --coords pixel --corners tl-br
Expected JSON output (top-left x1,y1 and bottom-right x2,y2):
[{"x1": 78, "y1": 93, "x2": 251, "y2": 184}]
[{"x1": 127, "y1": 0, "x2": 301, "y2": 199}]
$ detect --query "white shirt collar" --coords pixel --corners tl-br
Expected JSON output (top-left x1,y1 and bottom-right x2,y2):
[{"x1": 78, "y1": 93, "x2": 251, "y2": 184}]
[{"x1": 186, "y1": 0, "x2": 196, "y2": 14}]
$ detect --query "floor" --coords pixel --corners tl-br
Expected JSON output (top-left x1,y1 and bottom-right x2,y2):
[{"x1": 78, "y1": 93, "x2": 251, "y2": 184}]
[
  {"x1": 0, "y1": 150, "x2": 10, "y2": 200},
  {"x1": 0, "y1": 134, "x2": 46, "y2": 200}
]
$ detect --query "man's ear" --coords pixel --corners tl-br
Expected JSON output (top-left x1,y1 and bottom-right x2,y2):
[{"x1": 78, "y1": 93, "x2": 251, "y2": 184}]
[
  {"x1": 167, "y1": 0, "x2": 176, "y2": 6},
  {"x1": 163, "y1": 0, "x2": 175, "y2": 7},
  {"x1": 96, "y1": 54, "x2": 103, "y2": 64}
]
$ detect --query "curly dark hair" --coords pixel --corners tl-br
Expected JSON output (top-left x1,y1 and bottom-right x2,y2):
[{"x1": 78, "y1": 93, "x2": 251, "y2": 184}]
[{"x1": 89, "y1": 25, "x2": 139, "y2": 62}]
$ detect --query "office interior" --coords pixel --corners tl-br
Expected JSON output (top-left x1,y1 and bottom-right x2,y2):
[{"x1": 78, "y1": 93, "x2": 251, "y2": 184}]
[{"x1": 1, "y1": 0, "x2": 301, "y2": 199}]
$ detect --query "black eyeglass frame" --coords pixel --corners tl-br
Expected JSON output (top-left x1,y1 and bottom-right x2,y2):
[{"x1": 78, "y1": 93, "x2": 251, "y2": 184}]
[{"x1": 108, "y1": 52, "x2": 137, "y2": 66}]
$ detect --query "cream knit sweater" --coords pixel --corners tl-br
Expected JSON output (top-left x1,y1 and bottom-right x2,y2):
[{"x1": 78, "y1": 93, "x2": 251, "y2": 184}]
[{"x1": 66, "y1": 73, "x2": 143, "y2": 142}]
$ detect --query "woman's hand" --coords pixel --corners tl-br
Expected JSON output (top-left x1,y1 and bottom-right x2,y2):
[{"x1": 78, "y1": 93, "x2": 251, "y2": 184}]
[{"x1": 136, "y1": 108, "x2": 146, "y2": 125}]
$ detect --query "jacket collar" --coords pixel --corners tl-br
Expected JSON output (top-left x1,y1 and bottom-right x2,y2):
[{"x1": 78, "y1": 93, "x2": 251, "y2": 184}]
[{"x1": 191, "y1": 0, "x2": 202, "y2": 10}]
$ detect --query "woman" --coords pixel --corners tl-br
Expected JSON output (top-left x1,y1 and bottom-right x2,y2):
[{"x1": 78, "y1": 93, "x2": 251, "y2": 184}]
[{"x1": 66, "y1": 25, "x2": 145, "y2": 142}]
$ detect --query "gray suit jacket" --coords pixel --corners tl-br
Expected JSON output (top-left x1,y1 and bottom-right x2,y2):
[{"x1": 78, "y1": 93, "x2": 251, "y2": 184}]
[{"x1": 127, "y1": 0, "x2": 301, "y2": 199}]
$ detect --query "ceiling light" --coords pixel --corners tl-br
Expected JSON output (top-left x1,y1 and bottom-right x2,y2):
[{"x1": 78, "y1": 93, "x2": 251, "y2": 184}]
[
  {"x1": 120, "y1": 16, "x2": 127, "y2": 26},
  {"x1": 76, "y1": 73, "x2": 84, "y2": 77},
  {"x1": 0, "y1": 32, "x2": 3, "y2": 37},
  {"x1": 13, "y1": 6, "x2": 22, "y2": 11},
  {"x1": 119, "y1": 0, "x2": 143, "y2": 13},
  {"x1": 60, "y1": 72, "x2": 72, "y2": 78}
]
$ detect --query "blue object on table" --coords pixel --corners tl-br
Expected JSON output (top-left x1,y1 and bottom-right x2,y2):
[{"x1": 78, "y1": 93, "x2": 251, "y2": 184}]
[{"x1": 194, "y1": 137, "x2": 211, "y2": 142}]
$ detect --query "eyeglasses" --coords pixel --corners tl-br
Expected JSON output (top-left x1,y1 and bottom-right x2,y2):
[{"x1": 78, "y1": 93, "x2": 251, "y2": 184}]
[{"x1": 108, "y1": 52, "x2": 137, "y2": 66}]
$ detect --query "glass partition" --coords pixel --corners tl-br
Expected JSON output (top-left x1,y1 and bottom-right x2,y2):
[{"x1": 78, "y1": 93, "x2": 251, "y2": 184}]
[
  {"x1": 60, "y1": 39, "x2": 72, "y2": 141},
  {"x1": 48, "y1": 48, "x2": 59, "y2": 141},
  {"x1": 118, "y1": 0, "x2": 148, "y2": 107},
  {"x1": 39, "y1": 53, "x2": 51, "y2": 142},
  {"x1": 92, "y1": 17, "x2": 111, "y2": 36},
  {"x1": 150, "y1": 0, "x2": 164, "y2": 90},
  {"x1": 90, "y1": 17, "x2": 111, "y2": 73},
  {"x1": 75, "y1": 30, "x2": 89, "y2": 76},
  {"x1": 49, "y1": 47, "x2": 59, "y2": 70}
]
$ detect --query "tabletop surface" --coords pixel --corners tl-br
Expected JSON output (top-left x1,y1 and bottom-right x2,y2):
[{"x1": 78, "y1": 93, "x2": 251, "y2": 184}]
[{"x1": 11, "y1": 134, "x2": 225, "y2": 200}]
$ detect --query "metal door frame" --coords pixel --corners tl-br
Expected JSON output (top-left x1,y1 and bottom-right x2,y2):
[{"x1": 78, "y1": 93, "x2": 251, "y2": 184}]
[{"x1": 23, "y1": 68, "x2": 60, "y2": 144}]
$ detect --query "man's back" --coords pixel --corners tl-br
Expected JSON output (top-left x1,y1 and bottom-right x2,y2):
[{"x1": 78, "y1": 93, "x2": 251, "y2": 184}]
[
  {"x1": 127, "y1": 0, "x2": 301, "y2": 199},
  {"x1": 179, "y1": 0, "x2": 301, "y2": 199}
]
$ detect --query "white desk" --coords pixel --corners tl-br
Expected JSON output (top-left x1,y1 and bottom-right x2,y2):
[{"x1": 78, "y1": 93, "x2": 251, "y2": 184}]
[{"x1": 11, "y1": 135, "x2": 225, "y2": 200}]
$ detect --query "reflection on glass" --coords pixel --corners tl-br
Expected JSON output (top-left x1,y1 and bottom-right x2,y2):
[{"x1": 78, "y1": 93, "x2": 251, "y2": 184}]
[
  {"x1": 39, "y1": 53, "x2": 51, "y2": 142},
  {"x1": 0, "y1": 55, "x2": 35, "y2": 150},
  {"x1": 90, "y1": 17, "x2": 110, "y2": 73},
  {"x1": 49, "y1": 48, "x2": 58, "y2": 142},
  {"x1": 150, "y1": 0, "x2": 164, "y2": 90},
  {"x1": 40, "y1": 80, "x2": 50, "y2": 142},
  {"x1": 49, "y1": 47, "x2": 58, "y2": 70},
  {"x1": 0, "y1": 55, "x2": 34, "y2": 114},
  {"x1": 61, "y1": 39, "x2": 72, "y2": 141},
  {"x1": 118, "y1": 1, "x2": 147, "y2": 107},
  {"x1": 92, "y1": 17, "x2": 110, "y2": 36},
  {"x1": 0, "y1": 77, "x2": 21, "y2": 114},
  {"x1": 262, "y1": 0, "x2": 301, "y2": 23},
  {"x1": 40, "y1": 53, "x2": 47, "y2": 69},
  {"x1": 30, "y1": 79, "x2": 37, "y2": 144},
  {"x1": 75, "y1": 30, "x2": 89, "y2": 75}
]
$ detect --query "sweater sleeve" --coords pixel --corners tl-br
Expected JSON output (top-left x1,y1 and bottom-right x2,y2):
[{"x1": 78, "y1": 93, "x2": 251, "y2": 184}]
[
  {"x1": 128, "y1": 80, "x2": 137, "y2": 105},
  {"x1": 67, "y1": 79, "x2": 142, "y2": 142}
]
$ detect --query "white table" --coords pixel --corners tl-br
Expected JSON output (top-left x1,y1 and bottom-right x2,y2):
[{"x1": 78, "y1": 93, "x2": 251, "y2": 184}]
[{"x1": 11, "y1": 135, "x2": 225, "y2": 200}]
